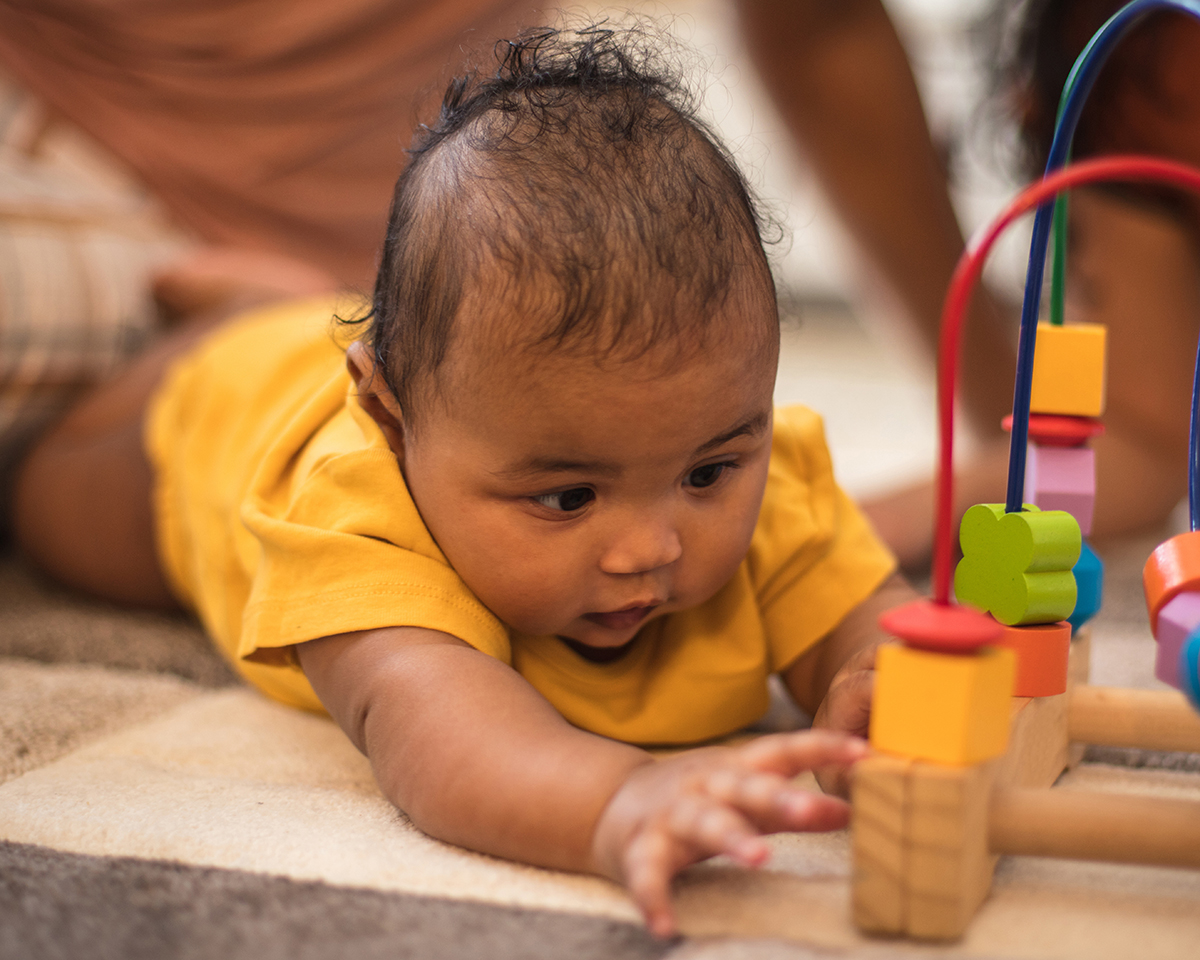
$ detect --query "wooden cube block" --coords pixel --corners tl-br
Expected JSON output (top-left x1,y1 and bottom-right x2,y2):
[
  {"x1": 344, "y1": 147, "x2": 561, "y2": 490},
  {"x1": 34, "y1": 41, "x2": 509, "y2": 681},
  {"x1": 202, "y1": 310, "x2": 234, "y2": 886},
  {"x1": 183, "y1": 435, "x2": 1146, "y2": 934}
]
[
  {"x1": 852, "y1": 754, "x2": 912, "y2": 934},
  {"x1": 955, "y1": 503, "x2": 1080, "y2": 626},
  {"x1": 1029, "y1": 322, "x2": 1107, "y2": 417},
  {"x1": 870, "y1": 643, "x2": 1016, "y2": 765},
  {"x1": 904, "y1": 761, "x2": 996, "y2": 940},
  {"x1": 1154, "y1": 591, "x2": 1200, "y2": 689},
  {"x1": 994, "y1": 621, "x2": 1070, "y2": 697},
  {"x1": 1144, "y1": 530, "x2": 1200, "y2": 634},
  {"x1": 1068, "y1": 541, "x2": 1103, "y2": 632},
  {"x1": 851, "y1": 756, "x2": 998, "y2": 941},
  {"x1": 1023, "y1": 443, "x2": 1095, "y2": 535}
]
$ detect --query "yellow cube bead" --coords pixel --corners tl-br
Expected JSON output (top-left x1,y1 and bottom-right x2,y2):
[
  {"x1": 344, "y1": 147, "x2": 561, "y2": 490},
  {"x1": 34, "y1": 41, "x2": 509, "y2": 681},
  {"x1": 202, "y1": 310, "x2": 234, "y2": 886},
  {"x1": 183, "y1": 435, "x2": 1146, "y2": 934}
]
[
  {"x1": 1029, "y1": 322, "x2": 1107, "y2": 417},
  {"x1": 869, "y1": 643, "x2": 1015, "y2": 765}
]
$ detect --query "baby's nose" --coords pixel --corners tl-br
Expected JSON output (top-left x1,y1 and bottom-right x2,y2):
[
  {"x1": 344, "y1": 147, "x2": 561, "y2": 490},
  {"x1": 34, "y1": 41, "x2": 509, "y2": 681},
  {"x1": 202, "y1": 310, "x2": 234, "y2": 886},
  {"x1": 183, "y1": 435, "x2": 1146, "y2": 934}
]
[{"x1": 598, "y1": 521, "x2": 683, "y2": 575}]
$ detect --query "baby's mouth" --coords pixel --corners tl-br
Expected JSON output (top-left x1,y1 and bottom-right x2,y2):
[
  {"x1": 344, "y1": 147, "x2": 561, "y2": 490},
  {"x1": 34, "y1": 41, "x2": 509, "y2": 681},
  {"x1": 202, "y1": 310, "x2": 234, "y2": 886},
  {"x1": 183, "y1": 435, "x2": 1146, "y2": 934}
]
[{"x1": 583, "y1": 604, "x2": 659, "y2": 632}]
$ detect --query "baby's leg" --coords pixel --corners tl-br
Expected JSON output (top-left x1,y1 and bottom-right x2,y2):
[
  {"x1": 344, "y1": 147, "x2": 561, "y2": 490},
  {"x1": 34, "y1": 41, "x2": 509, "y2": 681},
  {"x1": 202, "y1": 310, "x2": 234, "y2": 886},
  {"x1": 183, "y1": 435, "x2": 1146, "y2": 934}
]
[
  {"x1": 12, "y1": 316, "x2": 224, "y2": 608},
  {"x1": 14, "y1": 247, "x2": 338, "y2": 607}
]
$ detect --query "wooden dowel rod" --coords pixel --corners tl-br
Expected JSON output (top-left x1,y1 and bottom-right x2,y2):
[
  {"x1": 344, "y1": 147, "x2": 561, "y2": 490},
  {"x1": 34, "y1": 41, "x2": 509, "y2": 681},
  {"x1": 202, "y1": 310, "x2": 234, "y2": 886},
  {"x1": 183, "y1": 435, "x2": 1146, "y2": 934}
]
[
  {"x1": 990, "y1": 787, "x2": 1200, "y2": 868},
  {"x1": 1068, "y1": 685, "x2": 1200, "y2": 752}
]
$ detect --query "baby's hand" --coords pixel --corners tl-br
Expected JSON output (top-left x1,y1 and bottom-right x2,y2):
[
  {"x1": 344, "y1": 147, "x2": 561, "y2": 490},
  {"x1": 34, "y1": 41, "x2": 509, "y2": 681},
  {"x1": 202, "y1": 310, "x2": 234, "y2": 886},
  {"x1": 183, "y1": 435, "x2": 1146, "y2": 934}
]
[
  {"x1": 811, "y1": 644, "x2": 877, "y2": 796},
  {"x1": 592, "y1": 730, "x2": 868, "y2": 938}
]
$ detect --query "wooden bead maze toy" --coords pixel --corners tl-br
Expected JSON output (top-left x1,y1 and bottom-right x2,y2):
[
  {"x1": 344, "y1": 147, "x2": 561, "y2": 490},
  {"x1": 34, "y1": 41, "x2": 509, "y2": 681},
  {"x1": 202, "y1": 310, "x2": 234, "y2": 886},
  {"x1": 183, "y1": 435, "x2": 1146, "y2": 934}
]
[{"x1": 851, "y1": 0, "x2": 1200, "y2": 940}]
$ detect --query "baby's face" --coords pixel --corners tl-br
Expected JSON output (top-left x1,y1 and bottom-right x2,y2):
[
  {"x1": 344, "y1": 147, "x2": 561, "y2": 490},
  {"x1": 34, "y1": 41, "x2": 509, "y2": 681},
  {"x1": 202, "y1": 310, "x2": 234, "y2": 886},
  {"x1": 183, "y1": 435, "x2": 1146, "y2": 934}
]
[{"x1": 397, "y1": 306, "x2": 778, "y2": 650}]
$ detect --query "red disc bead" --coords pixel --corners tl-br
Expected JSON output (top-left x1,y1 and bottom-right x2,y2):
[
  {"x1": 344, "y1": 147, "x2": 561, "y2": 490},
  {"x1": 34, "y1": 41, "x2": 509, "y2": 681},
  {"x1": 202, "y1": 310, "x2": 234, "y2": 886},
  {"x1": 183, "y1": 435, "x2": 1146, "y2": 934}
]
[
  {"x1": 879, "y1": 599, "x2": 1005, "y2": 653},
  {"x1": 1002, "y1": 413, "x2": 1105, "y2": 447}
]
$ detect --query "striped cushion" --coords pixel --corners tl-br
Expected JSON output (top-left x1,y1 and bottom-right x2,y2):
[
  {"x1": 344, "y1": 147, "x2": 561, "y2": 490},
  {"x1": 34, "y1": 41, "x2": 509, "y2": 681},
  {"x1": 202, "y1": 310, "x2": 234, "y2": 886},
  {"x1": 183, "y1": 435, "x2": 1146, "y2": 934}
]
[{"x1": 0, "y1": 77, "x2": 187, "y2": 489}]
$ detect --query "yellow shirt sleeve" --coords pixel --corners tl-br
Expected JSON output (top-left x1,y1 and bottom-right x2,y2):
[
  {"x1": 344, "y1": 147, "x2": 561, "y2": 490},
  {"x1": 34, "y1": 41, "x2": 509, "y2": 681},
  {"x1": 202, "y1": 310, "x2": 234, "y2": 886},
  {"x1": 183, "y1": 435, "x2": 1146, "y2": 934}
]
[
  {"x1": 748, "y1": 405, "x2": 897, "y2": 673},
  {"x1": 146, "y1": 299, "x2": 510, "y2": 712},
  {"x1": 239, "y1": 395, "x2": 511, "y2": 666}
]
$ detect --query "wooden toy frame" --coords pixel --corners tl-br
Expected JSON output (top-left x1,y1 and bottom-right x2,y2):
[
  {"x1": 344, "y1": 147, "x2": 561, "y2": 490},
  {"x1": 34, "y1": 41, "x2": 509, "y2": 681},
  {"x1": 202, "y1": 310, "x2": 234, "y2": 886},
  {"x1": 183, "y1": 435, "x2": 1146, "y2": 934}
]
[{"x1": 852, "y1": 634, "x2": 1200, "y2": 940}]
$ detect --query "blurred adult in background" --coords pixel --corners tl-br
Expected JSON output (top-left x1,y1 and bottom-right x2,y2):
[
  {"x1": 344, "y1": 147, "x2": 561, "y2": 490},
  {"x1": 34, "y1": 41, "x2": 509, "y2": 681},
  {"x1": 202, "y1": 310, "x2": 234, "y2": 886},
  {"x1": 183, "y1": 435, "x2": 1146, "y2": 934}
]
[
  {"x1": 0, "y1": 0, "x2": 539, "y2": 297},
  {"x1": 754, "y1": 0, "x2": 1200, "y2": 568},
  {"x1": 0, "y1": 0, "x2": 1020, "y2": 564}
]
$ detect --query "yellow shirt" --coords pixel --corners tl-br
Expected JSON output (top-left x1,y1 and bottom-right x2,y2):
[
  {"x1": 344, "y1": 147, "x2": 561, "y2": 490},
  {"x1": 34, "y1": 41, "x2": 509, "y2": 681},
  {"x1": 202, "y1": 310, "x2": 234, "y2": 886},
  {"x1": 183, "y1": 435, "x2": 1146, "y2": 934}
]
[{"x1": 146, "y1": 298, "x2": 896, "y2": 745}]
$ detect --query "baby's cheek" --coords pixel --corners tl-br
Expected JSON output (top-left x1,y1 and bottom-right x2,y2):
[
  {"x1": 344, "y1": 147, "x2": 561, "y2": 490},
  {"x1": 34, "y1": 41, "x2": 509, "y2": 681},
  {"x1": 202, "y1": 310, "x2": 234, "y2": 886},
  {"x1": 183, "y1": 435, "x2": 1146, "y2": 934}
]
[
  {"x1": 425, "y1": 517, "x2": 547, "y2": 627},
  {"x1": 679, "y1": 516, "x2": 756, "y2": 605},
  {"x1": 469, "y1": 547, "x2": 585, "y2": 635}
]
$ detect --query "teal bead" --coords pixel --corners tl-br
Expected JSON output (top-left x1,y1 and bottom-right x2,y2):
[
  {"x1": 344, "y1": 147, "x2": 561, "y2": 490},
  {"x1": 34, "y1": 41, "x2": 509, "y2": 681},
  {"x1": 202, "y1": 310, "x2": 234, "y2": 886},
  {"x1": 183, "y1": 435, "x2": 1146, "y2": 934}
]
[
  {"x1": 1068, "y1": 540, "x2": 1104, "y2": 632},
  {"x1": 1181, "y1": 630, "x2": 1200, "y2": 713}
]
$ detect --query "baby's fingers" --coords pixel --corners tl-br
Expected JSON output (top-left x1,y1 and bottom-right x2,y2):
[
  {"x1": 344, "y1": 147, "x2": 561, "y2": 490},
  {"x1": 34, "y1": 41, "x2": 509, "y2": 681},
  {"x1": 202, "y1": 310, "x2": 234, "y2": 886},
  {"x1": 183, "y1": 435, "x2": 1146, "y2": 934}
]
[
  {"x1": 740, "y1": 729, "x2": 869, "y2": 778},
  {"x1": 623, "y1": 795, "x2": 767, "y2": 938},
  {"x1": 703, "y1": 768, "x2": 851, "y2": 833},
  {"x1": 624, "y1": 829, "x2": 682, "y2": 939},
  {"x1": 666, "y1": 793, "x2": 769, "y2": 867}
]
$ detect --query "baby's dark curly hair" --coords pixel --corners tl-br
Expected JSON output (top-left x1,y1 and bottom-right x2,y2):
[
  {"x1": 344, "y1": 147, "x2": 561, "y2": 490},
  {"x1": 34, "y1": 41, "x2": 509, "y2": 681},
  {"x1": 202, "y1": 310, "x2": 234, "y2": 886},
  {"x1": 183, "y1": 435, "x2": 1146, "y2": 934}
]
[{"x1": 348, "y1": 23, "x2": 779, "y2": 422}]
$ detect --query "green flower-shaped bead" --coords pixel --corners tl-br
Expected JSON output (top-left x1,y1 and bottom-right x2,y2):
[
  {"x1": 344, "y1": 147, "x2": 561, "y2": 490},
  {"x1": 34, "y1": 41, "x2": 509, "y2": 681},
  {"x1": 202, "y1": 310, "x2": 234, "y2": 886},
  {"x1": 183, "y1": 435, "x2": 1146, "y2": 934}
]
[{"x1": 954, "y1": 503, "x2": 1081, "y2": 626}]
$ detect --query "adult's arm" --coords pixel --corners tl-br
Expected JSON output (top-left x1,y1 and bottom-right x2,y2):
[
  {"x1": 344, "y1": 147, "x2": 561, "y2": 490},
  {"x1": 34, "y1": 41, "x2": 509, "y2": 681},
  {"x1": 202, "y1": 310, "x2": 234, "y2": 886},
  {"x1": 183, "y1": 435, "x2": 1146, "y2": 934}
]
[{"x1": 736, "y1": 0, "x2": 1015, "y2": 438}]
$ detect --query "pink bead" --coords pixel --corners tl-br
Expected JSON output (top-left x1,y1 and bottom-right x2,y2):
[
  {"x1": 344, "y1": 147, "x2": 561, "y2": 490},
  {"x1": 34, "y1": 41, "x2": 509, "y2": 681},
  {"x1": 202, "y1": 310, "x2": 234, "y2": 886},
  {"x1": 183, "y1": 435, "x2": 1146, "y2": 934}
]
[
  {"x1": 1024, "y1": 443, "x2": 1096, "y2": 535},
  {"x1": 1154, "y1": 591, "x2": 1200, "y2": 689}
]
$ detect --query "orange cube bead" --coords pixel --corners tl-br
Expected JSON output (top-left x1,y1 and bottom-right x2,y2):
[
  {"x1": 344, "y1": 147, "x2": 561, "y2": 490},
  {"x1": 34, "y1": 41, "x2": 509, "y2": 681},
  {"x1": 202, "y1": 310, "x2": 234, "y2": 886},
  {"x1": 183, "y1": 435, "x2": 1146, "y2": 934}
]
[
  {"x1": 1029, "y1": 322, "x2": 1107, "y2": 417},
  {"x1": 870, "y1": 643, "x2": 1015, "y2": 766}
]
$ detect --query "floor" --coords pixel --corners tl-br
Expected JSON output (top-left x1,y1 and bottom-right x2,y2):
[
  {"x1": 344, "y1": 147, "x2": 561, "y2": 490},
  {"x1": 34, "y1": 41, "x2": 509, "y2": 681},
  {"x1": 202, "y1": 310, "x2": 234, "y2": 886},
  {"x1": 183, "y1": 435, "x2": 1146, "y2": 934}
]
[{"x1": 2, "y1": 520, "x2": 1199, "y2": 960}]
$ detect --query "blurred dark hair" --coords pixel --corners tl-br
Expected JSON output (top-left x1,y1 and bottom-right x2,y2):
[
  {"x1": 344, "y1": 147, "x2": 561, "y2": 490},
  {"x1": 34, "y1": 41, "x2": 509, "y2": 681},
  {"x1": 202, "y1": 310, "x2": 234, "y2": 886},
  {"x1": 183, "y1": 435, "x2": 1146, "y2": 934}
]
[
  {"x1": 990, "y1": 0, "x2": 1190, "y2": 171},
  {"x1": 345, "y1": 23, "x2": 780, "y2": 421}
]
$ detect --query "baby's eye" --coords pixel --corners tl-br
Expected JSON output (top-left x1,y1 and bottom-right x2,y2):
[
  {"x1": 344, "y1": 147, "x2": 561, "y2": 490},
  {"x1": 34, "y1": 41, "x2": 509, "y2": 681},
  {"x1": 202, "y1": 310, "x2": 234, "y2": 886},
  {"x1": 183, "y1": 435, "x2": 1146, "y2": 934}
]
[
  {"x1": 533, "y1": 487, "x2": 595, "y2": 512},
  {"x1": 686, "y1": 462, "x2": 729, "y2": 489}
]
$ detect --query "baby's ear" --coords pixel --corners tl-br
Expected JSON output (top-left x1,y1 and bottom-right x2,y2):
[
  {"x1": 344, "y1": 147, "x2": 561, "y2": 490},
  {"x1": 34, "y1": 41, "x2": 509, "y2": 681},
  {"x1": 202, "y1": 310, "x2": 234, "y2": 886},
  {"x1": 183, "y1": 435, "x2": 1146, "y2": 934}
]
[{"x1": 346, "y1": 341, "x2": 406, "y2": 459}]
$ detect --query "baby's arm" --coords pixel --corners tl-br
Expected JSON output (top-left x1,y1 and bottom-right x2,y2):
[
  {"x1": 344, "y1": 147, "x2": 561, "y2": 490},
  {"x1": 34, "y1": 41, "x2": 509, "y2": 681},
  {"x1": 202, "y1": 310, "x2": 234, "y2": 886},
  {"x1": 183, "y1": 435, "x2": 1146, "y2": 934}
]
[
  {"x1": 781, "y1": 573, "x2": 916, "y2": 792},
  {"x1": 297, "y1": 627, "x2": 866, "y2": 937}
]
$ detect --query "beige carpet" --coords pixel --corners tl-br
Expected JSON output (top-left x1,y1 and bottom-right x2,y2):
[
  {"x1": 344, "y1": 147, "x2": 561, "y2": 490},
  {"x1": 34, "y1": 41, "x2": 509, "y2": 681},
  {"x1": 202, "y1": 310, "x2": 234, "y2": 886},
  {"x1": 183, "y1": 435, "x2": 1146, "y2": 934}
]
[{"x1": 2, "y1": 541, "x2": 1200, "y2": 959}]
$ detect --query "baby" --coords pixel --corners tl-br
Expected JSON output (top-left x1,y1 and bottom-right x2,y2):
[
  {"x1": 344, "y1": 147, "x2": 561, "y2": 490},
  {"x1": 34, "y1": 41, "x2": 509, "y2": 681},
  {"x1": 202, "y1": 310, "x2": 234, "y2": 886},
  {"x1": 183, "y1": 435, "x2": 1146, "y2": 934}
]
[{"x1": 13, "y1": 26, "x2": 912, "y2": 936}]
